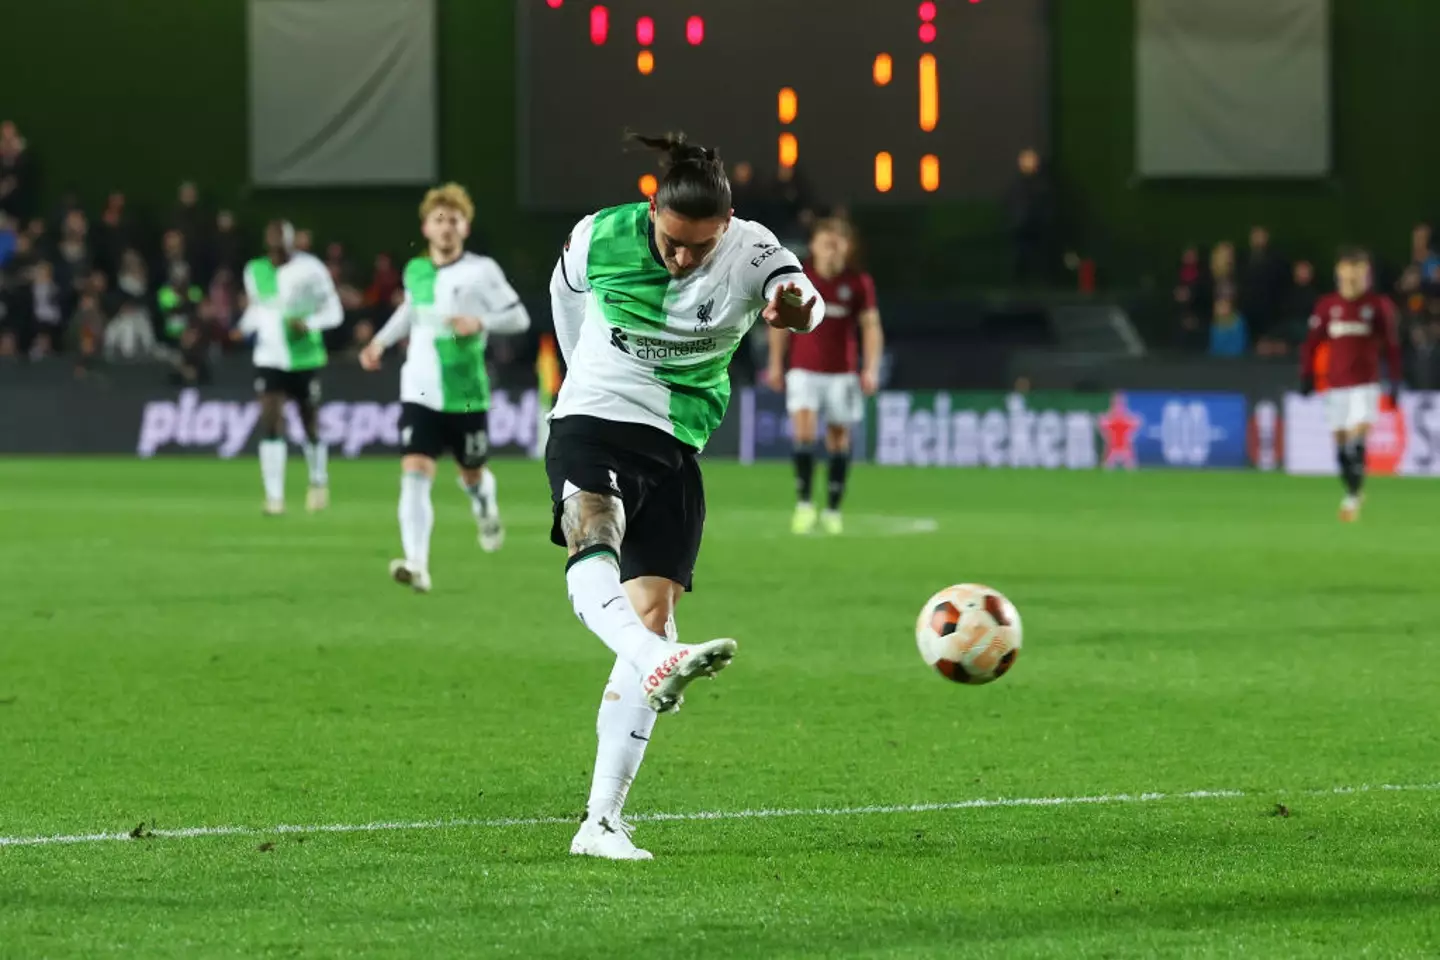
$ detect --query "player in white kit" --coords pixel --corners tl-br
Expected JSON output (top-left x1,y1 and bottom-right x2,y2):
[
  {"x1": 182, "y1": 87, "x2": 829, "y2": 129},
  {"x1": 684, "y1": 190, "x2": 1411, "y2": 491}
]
[
  {"x1": 238, "y1": 220, "x2": 343, "y2": 515},
  {"x1": 548, "y1": 134, "x2": 825, "y2": 859},
  {"x1": 361, "y1": 184, "x2": 530, "y2": 591}
]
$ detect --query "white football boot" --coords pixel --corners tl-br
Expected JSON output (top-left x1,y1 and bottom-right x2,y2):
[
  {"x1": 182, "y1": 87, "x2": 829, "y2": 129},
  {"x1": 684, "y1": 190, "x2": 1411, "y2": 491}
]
[
  {"x1": 477, "y1": 516, "x2": 505, "y2": 553},
  {"x1": 263, "y1": 499, "x2": 285, "y2": 517},
  {"x1": 388, "y1": 559, "x2": 432, "y2": 594},
  {"x1": 639, "y1": 638, "x2": 737, "y2": 714},
  {"x1": 306, "y1": 485, "x2": 330, "y2": 512},
  {"x1": 570, "y1": 815, "x2": 652, "y2": 861}
]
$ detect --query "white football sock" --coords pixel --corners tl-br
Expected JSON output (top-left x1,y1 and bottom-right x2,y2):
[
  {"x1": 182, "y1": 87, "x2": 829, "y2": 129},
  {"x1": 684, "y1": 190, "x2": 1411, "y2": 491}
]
[
  {"x1": 398, "y1": 471, "x2": 434, "y2": 571},
  {"x1": 259, "y1": 439, "x2": 287, "y2": 502},
  {"x1": 586, "y1": 655, "x2": 658, "y2": 822},
  {"x1": 464, "y1": 469, "x2": 498, "y2": 521},
  {"x1": 565, "y1": 550, "x2": 670, "y2": 671},
  {"x1": 303, "y1": 441, "x2": 328, "y2": 487}
]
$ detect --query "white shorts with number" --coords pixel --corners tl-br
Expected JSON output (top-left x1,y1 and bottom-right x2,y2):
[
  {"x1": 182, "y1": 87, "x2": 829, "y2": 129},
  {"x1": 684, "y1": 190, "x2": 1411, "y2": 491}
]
[
  {"x1": 1325, "y1": 384, "x2": 1380, "y2": 432},
  {"x1": 785, "y1": 369, "x2": 864, "y2": 425}
]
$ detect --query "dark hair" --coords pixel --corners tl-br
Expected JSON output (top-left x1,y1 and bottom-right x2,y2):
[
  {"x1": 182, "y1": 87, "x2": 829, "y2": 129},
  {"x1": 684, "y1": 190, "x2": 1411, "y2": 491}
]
[
  {"x1": 628, "y1": 131, "x2": 731, "y2": 220},
  {"x1": 1337, "y1": 246, "x2": 1371, "y2": 265}
]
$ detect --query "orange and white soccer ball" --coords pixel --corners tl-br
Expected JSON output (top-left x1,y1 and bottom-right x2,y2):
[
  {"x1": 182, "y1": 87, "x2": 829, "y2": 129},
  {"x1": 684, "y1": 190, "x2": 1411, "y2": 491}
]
[{"x1": 915, "y1": 584, "x2": 1022, "y2": 684}]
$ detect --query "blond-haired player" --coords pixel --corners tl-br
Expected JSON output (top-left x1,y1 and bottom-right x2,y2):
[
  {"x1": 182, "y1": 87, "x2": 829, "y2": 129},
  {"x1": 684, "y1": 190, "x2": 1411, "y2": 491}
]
[{"x1": 361, "y1": 184, "x2": 530, "y2": 592}]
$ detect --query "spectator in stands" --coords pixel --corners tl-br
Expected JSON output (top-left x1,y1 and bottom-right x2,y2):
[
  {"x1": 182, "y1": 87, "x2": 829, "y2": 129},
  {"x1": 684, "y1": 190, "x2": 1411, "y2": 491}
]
[
  {"x1": 157, "y1": 263, "x2": 203, "y2": 344},
  {"x1": 104, "y1": 295, "x2": 156, "y2": 361},
  {"x1": 1240, "y1": 226, "x2": 1288, "y2": 347},
  {"x1": 1006, "y1": 147, "x2": 1056, "y2": 287},
  {"x1": 54, "y1": 209, "x2": 92, "y2": 294},
  {"x1": 169, "y1": 322, "x2": 211, "y2": 385},
  {"x1": 157, "y1": 230, "x2": 192, "y2": 291},
  {"x1": 324, "y1": 242, "x2": 364, "y2": 313},
  {"x1": 1275, "y1": 259, "x2": 1320, "y2": 356},
  {"x1": 0, "y1": 213, "x2": 15, "y2": 267},
  {"x1": 1208, "y1": 297, "x2": 1248, "y2": 357},
  {"x1": 0, "y1": 121, "x2": 37, "y2": 222},
  {"x1": 171, "y1": 180, "x2": 205, "y2": 248},
  {"x1": 116, "y1": 249, "x2": 149, "y2": 302},
  {"x1": 202, "y1": 266, "x2": 239, "y2": 344},
  {"x1": 1173, "y1": 245, "x2": 1208, "y2": 352},
  {"x1": 205, "y1": 209, "x2": 243, "y2": 284},
  {"x1": 25, "y1": 260, "x2": 67, "y2": 357},
  {"x1": 1203, "y1": 241, "x2": 1238, "y2": 313},
  {"x1": 5, "y1": 231, "x2": 37, "y2": 283},
  {"x1": 93, "y1": 192, "x2": 136, "y2": 280},
  {"x1": 365, "y1": 252, "x2": 401, "y2": 310},
  {"x1": 66, "y1": 292, "x2": 108, "y2": 365},
  {"x1": 728, "y1": 161, "x2": 760, "y2": 220}
]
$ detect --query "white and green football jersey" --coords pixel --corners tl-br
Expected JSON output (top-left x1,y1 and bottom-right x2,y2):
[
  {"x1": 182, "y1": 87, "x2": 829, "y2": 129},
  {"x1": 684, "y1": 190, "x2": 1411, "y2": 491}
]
[
  {"x1": 239, "y1": 252, "x2": 343, "y2": 372},
  {"x1": 549, "y1": 202, "x2": 824, "y2": 449},
  {"x1": 374, "y1": 253, "x2": 529, "y2": 413}
]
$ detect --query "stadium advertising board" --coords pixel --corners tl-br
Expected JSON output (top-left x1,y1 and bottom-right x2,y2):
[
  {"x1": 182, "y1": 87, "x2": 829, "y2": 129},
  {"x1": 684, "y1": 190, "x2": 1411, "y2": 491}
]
[
  {"x1": 0, "y1": 371, "x2": 744, "y2": 459},
  {"x1": 1282, "y1": 391, "x2": 1440, "y2": 477},
  {"x1": 871, "y1": 392, "x2": 1107, "y2": 469},
  {"x1": 871, "y1": 391, "x2": 1252, "y2": 470},
  {"x1": 1122, "y1": 391, "x2": 1250, "y2": 469},
  {"x1": 738, "y1": 386, "x2": 869, "y2": 464},
  {"x1": 136, "y1": 389, "x2": 543, "y2": 459}
]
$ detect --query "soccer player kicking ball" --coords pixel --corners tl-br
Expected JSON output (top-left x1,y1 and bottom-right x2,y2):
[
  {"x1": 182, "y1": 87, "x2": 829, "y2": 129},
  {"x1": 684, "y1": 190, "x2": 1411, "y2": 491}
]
[
  {"x1": 239, "y1": 220, "x2": 343, "y2": 516},
  {"x1": 767, "y1": 218, "x2": 884, "y2": 535},
  {"x1": 1299, "y1": 248, "x2": 1404, "y2": 522},
  {"x1": 548, "y1": 133, "x2": 824, "y2": 859},
  {"x1": 360, "y1": 184, "x2": 530, "y2": 593}
]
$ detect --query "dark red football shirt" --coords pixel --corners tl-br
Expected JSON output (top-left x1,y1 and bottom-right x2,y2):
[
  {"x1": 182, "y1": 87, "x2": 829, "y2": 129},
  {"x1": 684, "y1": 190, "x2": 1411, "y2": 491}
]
[
  {"x1": 788, "y1": 262, "x2": 876, "y2": 374},
  {"x1": 1300, "y1": 292, "x2": 1402, "y2": 389}
]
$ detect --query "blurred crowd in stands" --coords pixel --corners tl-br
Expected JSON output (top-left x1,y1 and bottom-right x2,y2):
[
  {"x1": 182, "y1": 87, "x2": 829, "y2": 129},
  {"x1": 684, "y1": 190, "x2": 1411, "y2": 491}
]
[
  {"x1": 6, "y1": 115, "x2": 1436, "y2": 386},
  {"x1": 0, "y1": 122, "x2": 408, "y2": 381},
  {"x1": 1172, "y1": 223, "x2": 1440, "y2": 386}
]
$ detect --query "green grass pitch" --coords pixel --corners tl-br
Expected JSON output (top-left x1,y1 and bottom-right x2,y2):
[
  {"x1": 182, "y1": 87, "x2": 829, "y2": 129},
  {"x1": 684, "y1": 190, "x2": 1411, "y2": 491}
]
[{"x1": 1, "y1": 458, "x2": 1437, "y2": 958}]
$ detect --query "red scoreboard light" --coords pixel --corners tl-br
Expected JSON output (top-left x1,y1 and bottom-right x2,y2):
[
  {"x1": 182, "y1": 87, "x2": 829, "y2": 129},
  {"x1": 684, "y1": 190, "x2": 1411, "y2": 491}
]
[
  {"x1": 686, "y1": 15, "x2": 705, "y2": 45},
  {"x1": 589, "y1": 5, "x2": 608, "y2": 44},
  {"x1": 636, "y1": 16, "x2": 654, "y2": 46},
  {"x1": 546, "y1": 0, "x2": 562, "y2": 8}
]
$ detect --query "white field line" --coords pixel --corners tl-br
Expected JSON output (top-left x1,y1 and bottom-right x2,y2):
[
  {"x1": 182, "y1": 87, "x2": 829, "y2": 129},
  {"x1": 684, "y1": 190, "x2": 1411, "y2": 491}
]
[{"x1": 3, "y1": 782, "x2": 1438, "y2": 850}]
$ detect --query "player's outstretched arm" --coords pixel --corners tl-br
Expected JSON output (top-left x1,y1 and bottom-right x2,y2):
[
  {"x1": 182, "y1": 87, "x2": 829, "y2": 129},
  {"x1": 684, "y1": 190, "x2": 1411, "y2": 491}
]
[
  {"x1": 361, "y1": 299, "x2": 414, "y2": 370},
  {"x1": 307, "y1": 260, "x2": 345, "y2": 331},
  {"x1": 743, "y1": 228, "x2": 824, "y2": 332},
  {"x1": 469, "y1": 259, "x2": 531, "y2": 335}
]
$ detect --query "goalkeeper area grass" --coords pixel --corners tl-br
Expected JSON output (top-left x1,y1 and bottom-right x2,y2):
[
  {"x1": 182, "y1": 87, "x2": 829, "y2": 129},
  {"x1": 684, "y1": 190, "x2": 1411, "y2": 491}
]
[{"x1": 1, "y1": 459, "x2": 1437, "y2": 958}]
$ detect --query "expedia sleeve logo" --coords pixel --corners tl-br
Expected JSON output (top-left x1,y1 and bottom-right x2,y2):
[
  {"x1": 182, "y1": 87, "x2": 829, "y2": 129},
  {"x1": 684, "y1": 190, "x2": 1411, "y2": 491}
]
[{"x1": 750, "y1": 245, "x2": 781, "y2": 268}]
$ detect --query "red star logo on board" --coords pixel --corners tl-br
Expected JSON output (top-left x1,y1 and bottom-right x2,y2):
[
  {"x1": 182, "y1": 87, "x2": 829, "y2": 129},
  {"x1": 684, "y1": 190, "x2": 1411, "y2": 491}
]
[{"x1": 1097, "y1": 392, "x2": 1142, "y2": 469}]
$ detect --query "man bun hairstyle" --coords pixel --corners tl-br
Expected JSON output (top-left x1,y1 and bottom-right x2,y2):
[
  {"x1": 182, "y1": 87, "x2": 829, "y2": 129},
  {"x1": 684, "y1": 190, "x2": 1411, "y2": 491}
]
[{"x1": 628, "y1": 131, "x2": 731, "y2": 220}]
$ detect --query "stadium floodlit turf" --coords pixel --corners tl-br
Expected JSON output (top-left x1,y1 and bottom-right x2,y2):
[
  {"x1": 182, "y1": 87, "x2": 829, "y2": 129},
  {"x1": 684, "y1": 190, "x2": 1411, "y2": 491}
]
[{"x1": 1, "y1": 458, "x2": 1437, "y2": 958}]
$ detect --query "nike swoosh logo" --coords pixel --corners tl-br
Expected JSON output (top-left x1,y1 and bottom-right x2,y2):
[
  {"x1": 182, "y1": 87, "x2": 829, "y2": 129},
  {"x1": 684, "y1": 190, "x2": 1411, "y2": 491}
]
[
  {"x1": 604, "y1": 294, "x2": 628, "y2": 305},
  {"x1": 629, "y1": 732, "x2": 650, "y2": 742},
  {"x1": 602, "y1": 596, "x2": 624, "y2": 609}
]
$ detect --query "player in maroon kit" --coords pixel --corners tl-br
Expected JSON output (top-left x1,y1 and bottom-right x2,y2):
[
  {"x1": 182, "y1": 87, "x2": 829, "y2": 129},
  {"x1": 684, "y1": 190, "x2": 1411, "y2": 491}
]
[
  {"x1": 1299, "y1": 248, "x2": 1404, "y2": 522},
  {"x1": 766, "y1": 219, "x2": 885, "y2": 534}
]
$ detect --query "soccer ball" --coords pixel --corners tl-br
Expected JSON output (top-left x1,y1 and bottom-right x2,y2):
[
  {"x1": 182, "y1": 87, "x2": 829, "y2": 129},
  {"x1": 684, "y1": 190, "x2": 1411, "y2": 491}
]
[{"x1": 915, "y1": 584, "x2": 1022, "y2": 684}]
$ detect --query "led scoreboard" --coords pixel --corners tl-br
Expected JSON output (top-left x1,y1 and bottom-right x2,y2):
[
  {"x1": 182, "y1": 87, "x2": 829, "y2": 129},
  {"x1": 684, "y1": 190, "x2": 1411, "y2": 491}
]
[{"x1": 517, "y1": 0, "x2": 1050, "y2": 209}]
